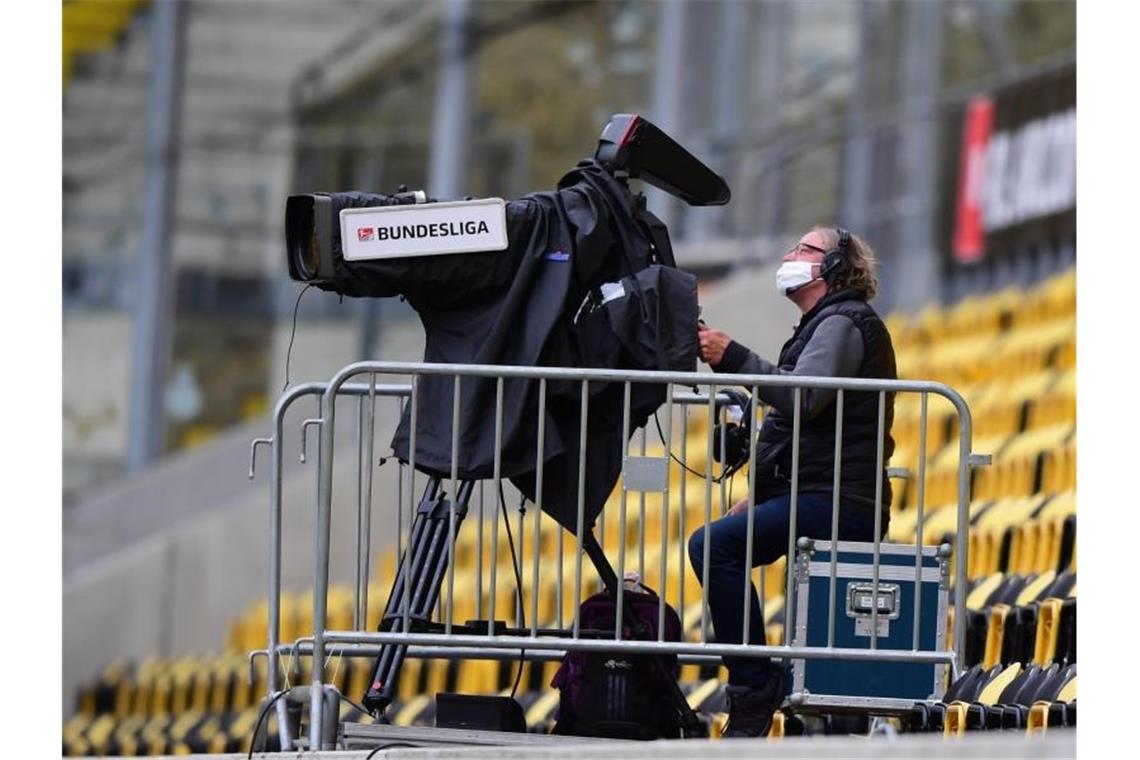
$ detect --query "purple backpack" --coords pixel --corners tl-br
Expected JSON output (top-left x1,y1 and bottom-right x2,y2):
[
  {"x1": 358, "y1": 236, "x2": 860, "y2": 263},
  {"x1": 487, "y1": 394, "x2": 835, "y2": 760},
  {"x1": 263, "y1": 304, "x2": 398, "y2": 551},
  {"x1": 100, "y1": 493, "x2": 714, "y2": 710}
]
[{"x1": 551, "y1": 586, "x2": 684, "y2": 740}]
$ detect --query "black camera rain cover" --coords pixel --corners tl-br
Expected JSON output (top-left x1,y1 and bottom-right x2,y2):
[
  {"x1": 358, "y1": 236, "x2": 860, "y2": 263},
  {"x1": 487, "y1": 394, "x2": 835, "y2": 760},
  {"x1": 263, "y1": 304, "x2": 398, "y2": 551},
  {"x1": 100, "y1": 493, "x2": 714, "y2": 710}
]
[{"x1": 342, "y1": 161, "x2": 695, "y2": 532}]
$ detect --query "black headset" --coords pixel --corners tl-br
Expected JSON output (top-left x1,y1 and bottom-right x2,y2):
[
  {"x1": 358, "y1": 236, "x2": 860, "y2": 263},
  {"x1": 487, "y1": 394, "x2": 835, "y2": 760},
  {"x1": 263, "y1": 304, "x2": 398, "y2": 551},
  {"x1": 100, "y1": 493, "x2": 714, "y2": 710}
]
[
  {"x1": 712, "y1": 387, "x2": 754, "y2": 475},
  {"x1": 818, "y1": 227, "x2": 851, "y2": 287}
]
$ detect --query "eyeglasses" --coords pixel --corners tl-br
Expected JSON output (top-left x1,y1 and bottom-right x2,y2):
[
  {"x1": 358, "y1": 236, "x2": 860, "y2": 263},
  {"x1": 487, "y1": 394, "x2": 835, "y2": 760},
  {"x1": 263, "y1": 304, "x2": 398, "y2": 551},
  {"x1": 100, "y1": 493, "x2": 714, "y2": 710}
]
[{"x1": 785, "y1": 242, "x2": 827, "y2": 257}]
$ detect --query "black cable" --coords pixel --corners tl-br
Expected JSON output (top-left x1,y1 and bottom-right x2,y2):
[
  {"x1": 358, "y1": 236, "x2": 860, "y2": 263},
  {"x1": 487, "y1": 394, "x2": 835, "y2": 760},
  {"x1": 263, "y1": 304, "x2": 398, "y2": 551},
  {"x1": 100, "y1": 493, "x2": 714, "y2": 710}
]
[
  {"x1": 282, "y1": 283, "x2": 314, "y2": 392},
  {"x1": 652, "y1": 412, "x2": 746, "y2": 484},
  {"x1": 497, "y1": 482, "x2": 527, "y2": 700},
  {"x1": 365, "y1": 743, "x2": 418, "y2": 759},
  {"x1": 247, "y1": 690, "x2": 288, "y2": 759},
  {"x1": 248, "y1": 687, "x2": 372, "y2": 758},
  {"x1": 340, "y1": 693, "x2": 372, "y2": 719}
]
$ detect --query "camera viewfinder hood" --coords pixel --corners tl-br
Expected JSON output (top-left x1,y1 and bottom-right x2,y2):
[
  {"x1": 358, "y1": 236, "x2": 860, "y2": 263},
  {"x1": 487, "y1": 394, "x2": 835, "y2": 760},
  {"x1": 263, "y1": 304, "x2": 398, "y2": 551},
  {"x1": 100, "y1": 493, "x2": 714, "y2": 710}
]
[{"x1": 594, "y1": 114, "x2": 730, "y2": 207}]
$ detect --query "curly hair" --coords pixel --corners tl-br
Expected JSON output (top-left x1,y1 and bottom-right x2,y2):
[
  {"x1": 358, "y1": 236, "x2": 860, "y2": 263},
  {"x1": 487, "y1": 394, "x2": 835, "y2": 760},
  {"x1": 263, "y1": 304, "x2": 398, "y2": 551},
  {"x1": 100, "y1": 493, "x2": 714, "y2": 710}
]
[{"x1": 812, "y1": 226, "x2": 879, "y2": 301}]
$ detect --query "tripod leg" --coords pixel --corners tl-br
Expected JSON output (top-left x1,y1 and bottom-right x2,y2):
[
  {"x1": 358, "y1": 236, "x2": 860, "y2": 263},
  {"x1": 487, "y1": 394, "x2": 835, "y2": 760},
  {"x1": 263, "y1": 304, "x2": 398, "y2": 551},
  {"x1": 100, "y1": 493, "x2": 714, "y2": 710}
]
[
  {"x1": 382, "y1": 479, "x2": 442, "y2": 635},
  {"x1": 363, "y1": 478, "x2": 473, "y2": 715},
  {"x1": 582, "y1": 531, "x2": 618, "y2": 593},
  {"x1": 363, "y1": 476, "x2": 441, "y2": 712}
]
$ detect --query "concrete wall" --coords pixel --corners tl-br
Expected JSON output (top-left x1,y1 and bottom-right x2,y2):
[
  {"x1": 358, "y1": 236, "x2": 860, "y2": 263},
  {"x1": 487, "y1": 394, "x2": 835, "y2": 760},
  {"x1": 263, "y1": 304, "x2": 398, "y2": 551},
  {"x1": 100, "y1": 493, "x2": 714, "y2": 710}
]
[
  {"x1": 63, "y1": 313, "x2": 134, "y2": 495},
  {"x1": 63, "y1": 314, "x2": 427, "y2": 717},
  {"x1": 63, "y1": 378, "x2": 414, "y2": 717}
]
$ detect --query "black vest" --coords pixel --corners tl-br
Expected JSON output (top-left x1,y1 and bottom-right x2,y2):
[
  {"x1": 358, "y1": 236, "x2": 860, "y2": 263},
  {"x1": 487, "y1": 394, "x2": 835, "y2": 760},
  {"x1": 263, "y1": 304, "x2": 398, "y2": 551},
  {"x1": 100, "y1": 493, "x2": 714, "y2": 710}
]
[{"x1": 753, "y1": 289, "x2": 897, "y2": 513}]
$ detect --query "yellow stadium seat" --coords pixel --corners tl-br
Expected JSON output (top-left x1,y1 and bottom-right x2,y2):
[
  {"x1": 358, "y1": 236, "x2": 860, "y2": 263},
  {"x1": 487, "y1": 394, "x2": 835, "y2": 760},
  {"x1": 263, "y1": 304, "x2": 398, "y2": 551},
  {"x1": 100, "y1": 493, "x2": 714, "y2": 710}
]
[
  {"x1": 1041, "y1": 441, "x2": 1076, "y2": 493},
  {"x1": 1012, "y1": 269, "x2": 1075, "y2": 327},
  {"x1": 982, "y1": 604, "x2": 1010, "y2": 669},
  {"x1": 976, "y1": 661, "x2": 1023, "y2": 705},
  {"x1": 966, "y1": 573, "x2": 1003, "y2": 611},
  {"x1": 1016, "y1": 570, "x2": 1057, "y2": 606},
  {"x1": 1029, "y1": 368, "x2": 1075, "y2": 430},
  {"x1": 968, "y1": 495, "x2": 1048, "y2": 577},
  {"x1": 1033, "y1": 598, "x2": 1064, "y2": 667},
  {"x1": 525, "y1": 689, "x2": 562, "y2": 729}
]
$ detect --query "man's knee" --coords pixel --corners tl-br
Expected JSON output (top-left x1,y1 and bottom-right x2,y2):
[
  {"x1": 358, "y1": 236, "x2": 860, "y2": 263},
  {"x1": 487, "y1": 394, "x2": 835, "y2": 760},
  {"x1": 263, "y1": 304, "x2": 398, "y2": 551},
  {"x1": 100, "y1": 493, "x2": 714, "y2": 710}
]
[{"x1": 687, "y1": 528, "x2": 705, "y2": 572}]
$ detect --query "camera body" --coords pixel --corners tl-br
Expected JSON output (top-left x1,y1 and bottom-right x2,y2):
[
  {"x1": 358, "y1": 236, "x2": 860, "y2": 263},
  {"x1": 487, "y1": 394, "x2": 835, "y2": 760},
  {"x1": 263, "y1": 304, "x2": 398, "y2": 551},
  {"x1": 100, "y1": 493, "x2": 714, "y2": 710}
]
[{"x1": 284, "y1": 114, "x2": 729, "y2": 288}]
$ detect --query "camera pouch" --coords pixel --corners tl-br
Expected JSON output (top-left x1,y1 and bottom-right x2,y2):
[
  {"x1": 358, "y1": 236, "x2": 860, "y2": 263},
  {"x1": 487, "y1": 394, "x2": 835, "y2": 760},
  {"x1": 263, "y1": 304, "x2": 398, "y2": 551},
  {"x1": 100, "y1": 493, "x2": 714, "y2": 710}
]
[{"x1": 573, "y1": 264, "x2": 699, "y2": 373}]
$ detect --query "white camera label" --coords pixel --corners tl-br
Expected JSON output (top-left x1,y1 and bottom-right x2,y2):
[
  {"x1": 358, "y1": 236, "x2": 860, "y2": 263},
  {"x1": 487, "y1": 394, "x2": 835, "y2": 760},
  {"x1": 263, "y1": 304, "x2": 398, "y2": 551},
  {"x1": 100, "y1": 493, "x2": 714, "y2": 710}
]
[{"x1": 340, "y1": 198, "x2": 509, "y2": 261}]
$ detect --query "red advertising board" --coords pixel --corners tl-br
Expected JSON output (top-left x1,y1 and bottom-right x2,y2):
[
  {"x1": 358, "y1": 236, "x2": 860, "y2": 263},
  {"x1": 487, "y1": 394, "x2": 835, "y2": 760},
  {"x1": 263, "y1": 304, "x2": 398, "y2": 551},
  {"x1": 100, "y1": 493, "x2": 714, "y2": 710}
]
[{"x1": 952, "y1": 96, "x2": 994, "y2": 263}]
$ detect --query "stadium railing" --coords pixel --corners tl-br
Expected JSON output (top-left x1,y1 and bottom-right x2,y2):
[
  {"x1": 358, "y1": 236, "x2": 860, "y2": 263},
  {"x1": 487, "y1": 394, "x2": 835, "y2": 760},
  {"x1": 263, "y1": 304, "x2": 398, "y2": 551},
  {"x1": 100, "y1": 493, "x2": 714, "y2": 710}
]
[{"x1": 248, "y1": 360, "x2": 988, "y2": 750}]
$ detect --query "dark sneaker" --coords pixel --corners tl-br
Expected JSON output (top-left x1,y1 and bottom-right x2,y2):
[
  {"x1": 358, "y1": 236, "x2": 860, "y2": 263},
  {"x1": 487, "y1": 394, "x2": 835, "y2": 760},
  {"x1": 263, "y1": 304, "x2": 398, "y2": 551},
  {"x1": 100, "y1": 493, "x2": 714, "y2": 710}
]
[{"x1": 722, "y1": 674, "x2": 785, "y2": 738}]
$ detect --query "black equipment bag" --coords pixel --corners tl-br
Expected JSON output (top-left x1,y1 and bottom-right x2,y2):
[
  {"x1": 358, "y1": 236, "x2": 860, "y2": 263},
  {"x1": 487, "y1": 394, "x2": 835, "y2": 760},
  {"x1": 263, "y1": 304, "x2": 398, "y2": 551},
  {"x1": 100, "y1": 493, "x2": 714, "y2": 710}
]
[{"x1": 550, "y1": 586, "x2": 685, "y2": 740}]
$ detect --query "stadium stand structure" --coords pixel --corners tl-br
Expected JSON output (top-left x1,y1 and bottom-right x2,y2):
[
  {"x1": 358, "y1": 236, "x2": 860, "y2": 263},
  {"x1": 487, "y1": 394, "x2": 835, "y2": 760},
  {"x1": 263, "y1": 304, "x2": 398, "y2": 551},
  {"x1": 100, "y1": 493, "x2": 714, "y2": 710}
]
[
  {"x1": 63, "y1": 0, "x2": 149, "y2": 88},
  {"x1": 63, "y1": 266, "x2": 1076, "y2": 753}
]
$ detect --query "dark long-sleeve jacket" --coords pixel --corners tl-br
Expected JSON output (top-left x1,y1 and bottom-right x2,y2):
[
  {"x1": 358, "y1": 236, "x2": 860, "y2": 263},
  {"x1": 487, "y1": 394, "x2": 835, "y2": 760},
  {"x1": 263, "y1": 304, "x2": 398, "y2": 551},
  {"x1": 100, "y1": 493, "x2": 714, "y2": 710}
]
[{"x1": 713, "y1": 288, "x2": 897, "y2": 514}]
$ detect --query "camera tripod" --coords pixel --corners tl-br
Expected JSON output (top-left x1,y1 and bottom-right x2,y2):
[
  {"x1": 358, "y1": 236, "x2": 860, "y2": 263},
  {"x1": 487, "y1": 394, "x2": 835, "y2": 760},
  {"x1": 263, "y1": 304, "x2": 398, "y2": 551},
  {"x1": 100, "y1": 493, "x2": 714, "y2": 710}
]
[{"x1": 361, "y1": 474, "x2": 704, "y2": 737}]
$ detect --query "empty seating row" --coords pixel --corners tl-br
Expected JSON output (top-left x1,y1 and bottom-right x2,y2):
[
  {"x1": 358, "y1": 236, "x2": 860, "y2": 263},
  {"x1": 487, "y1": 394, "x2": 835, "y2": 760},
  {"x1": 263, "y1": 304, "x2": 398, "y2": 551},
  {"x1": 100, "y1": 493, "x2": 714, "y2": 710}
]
[
  {"x1": 960, "y1": 584, "x2": 1076, "y2": 671},
  {"x1": 906, "y1": 661, "x2": 1076, "y2": 734}
]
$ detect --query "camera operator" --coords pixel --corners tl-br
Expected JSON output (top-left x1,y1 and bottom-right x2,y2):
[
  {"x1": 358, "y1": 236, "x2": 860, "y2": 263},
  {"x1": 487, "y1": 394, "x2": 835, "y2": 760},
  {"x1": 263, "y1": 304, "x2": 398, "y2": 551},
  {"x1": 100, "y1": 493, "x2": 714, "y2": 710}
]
[{"x1": 688, "y1": 227, "x2": 897, "y2": 737}]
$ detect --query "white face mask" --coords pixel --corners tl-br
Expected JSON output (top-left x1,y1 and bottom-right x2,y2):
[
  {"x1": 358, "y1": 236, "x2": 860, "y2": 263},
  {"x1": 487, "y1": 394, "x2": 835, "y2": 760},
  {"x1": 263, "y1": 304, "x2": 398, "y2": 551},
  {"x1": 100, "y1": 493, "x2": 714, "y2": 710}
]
[{"x1": 775, "y1": 260, "x2": 819, "y2": 295}]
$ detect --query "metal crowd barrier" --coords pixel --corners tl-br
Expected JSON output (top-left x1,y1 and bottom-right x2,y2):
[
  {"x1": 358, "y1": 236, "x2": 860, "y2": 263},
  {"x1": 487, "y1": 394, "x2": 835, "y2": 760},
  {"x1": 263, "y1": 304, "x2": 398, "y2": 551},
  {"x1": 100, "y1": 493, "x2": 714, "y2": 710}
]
[{"x1": 248, "y1": 361, "x2": 985, "y2": 750}]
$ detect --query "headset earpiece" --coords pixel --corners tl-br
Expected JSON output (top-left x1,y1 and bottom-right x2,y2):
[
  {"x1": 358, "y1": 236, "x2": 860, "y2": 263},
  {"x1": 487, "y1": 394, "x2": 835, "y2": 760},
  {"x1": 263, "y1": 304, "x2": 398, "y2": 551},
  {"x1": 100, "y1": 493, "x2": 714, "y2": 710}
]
[{"x1": 820, "y1": 227, "x2": 851, "y2": 286}]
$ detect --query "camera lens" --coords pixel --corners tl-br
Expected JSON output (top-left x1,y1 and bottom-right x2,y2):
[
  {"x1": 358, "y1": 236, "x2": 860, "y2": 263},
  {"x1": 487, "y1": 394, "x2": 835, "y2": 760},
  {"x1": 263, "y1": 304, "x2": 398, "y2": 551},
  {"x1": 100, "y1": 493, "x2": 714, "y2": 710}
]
[{"x1": 286, "y1": 196, "x2": 319, "y2": 281}]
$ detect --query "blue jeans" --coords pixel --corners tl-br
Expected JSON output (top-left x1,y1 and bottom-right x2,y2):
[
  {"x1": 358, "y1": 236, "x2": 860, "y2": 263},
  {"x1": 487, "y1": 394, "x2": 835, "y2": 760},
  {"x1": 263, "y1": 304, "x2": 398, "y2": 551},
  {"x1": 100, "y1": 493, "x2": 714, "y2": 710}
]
[{"x1": 686, "y1": 491, "x2": 886, "y2": 688}]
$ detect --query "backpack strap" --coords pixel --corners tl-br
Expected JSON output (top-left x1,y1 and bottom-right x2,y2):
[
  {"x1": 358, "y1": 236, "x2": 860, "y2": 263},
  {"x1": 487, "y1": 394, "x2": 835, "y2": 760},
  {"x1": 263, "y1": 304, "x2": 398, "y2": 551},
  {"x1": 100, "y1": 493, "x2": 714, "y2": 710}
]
[{"x1": 634, "y1": 203, "x2": 676, "y2": 269}]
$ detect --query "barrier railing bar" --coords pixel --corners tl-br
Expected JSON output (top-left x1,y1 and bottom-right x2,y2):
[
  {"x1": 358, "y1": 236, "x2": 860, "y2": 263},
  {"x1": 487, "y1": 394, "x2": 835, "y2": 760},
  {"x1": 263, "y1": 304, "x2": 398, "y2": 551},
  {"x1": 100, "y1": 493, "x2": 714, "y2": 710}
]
[
  {"x1": 310, "y1": 385, "x2": 339, "y2": 745},
  {"x1": 353, "y1": 396, "x2": 365, "y2": 630},
  {"x1": 319, "y1": 630, "x2": 958, "y2": 664},
  {"x1": 953, "y1": 393, "x2": 975, "y2": 670},
  {"x1": 360, "y1": 375, "x2": 376, "y2": 629},
  {"x1": 489, "y1": 377, "x2": 504, "y2": 635},
  {"x1": 316, "y1": 359, "x2": 968, "y2": 395},
  {"x1": 785, "y1": 387, "x2": 801, "y2": 646},
  {"x1": 914, "y1": 392, "x2": 929, "y2": 650},
  {"x1": 638, "y1": 426, "x2": 647, "y2": 580},
  {"x1": 572, "y1": 380, "x2": 589, "y2": 639},
  {"x1": 827, "y1": 389, "x2": 844, "y2": 648},
  {"x1": 658, "y1": 383, "x2": 674, "y2": 639},
  {"x1": 281, "y1": 640, "x2": 747, "y2": 667},
  {"x1": 678, "y1": 404, "x2": 688, "y2": 618},
  {"x1": 701, "y1": 385, "x2": 715, "y2": 641},
  {"x1": 597, "y1": 463, "x2": 606, "y2": 596},
  {"x1": 531, "y1": 378, "x2": 547, "y2": 638},
  {"x1": 719, "y1": 413, "x2": 728, "y2": 517},
  {"x1": 445, "y1": 375, "x2": 461, "y2": 634},
  {"x1": 757, "y1": 404, "x2": 766, "y2": 617},
  {"x1": 403, "y1": 378, "x2": 418, "y2": 634},
  {"x1": 741, "y1": 384, "x2": 759, "y2": 648},
  {"x1": 870, "y1": 390, "x2": 886, "y2": 650},
  {"x1": 557, "y1": 500, "x2": 564, "y2": 629},
  {"x1": 616, "y1": 381, "x2": 632, "y2": 641},
  {"x1": 516, "y1": 492, "x2": 525, "y2": 628},
  {"x1": 396, "y1": 397, "x2": 405, "y2": 602},
  {"x1": 475, "y1": 478, "x2": 483, "y2": 627}
]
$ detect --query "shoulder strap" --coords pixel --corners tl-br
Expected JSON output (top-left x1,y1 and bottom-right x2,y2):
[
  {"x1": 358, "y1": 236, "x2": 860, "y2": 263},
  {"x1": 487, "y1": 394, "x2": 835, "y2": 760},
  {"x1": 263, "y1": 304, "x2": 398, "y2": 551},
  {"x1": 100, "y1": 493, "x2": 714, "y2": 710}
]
[{"x1": 634, "y1": 205, "x2": 676, "y2": 268}]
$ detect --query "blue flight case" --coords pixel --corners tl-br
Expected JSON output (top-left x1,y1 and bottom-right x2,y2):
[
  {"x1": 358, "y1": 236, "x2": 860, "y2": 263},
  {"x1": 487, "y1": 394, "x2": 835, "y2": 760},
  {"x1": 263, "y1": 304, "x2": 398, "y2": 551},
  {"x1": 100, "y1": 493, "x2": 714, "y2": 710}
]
[{"x1": 788, "y1": 538, "x2": 953, "y2": 714}]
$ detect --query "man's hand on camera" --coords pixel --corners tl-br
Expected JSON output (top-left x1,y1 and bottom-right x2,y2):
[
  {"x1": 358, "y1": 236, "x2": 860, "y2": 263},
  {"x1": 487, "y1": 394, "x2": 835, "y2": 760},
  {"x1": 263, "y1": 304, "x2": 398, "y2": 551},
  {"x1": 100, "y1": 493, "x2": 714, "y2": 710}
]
[
  {"x1": 727, "y1": 497, "x2": 750, "y2": 517},
  {"x1": 698, "y1": 322, "x2": 732, "y2": 366}
]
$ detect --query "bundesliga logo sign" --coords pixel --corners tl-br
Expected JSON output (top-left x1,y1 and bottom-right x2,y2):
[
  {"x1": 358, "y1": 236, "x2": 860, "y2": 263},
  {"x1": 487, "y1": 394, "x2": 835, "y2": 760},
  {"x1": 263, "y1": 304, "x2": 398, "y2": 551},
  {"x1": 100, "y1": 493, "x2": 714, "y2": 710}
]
[
  {"x1": 376, "y1": 220, "x2": 491, "y2": 241},
  {"x1": 339, "y1": 198, "x2": 510, "y2": 262}
]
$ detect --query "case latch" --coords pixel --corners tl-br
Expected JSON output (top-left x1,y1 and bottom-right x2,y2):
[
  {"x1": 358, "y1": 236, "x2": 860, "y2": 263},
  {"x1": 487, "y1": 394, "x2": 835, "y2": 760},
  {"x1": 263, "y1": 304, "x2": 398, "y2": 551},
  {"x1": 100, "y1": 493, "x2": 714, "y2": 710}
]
[{"x1": 846, "y1": 582, "x2": 901, "y2": 637}]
